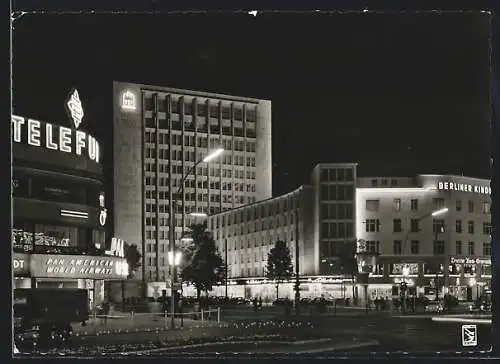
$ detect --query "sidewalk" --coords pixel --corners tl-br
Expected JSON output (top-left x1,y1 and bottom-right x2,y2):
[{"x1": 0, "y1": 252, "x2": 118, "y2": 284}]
[{"x1": 72, "y1": 310, "x2": 223, "y2": 337}]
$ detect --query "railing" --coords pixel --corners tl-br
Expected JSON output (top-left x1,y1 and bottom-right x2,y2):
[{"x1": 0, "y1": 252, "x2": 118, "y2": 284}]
[{"x1": 74, "y1": 308, "x2": 221, "y2": 336}]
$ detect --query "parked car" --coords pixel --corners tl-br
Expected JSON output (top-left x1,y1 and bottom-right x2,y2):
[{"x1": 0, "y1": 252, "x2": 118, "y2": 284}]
[
  {"x1": 468, "y1": 297, "x2": 492, "y2": 313},
  {"x1": 424, "y1": 301, "x2": 444, "y2": 313}
]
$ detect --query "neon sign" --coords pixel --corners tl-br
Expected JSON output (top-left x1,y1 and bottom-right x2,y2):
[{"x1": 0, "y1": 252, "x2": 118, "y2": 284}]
[
  {"x1": 106, "y1": 237, "x2": 125, "y2": 258},
  {"x1": 11, "y1": 115, "x2": 101, "y2": 163},
  {"x1": 437, "y1": 181, "x2": 491, "y2": 195},
  {"x1": 121, "y1": 90, "x2": 137, "y2": 111},
  {"x1": 65, "y1": 89, "x2": 84, "y2": 129}
]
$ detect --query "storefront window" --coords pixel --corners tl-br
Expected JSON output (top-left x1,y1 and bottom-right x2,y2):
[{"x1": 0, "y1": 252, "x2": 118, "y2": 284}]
[
  {"x1": 34, "y1": 224, "x2": 78, "y2": 247},
  {"x1": 423, "y1": 263, "x2": 444, "y2": 275},
  {"x1": 481, "y1": 265, "x2": 492, "y2": 276},
  {"x1": 390, "y1": 263, "x2": 419, "y2": 275},
  {"x1": 463, "y1": 264, "x2": 476, "y2": 275},
  {"x1": 92, "y1": 229, "x2": 106, "y2": 249}
]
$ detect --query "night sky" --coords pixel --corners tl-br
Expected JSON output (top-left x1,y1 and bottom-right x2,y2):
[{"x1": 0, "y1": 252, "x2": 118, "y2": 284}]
[{"x1": 12, "y1": 12, "x2": 492, "y2": 196}]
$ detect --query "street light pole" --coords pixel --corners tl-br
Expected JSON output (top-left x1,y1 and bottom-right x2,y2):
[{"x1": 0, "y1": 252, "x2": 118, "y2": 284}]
[
  {"x1": 294, "y1": 208, "x2": 300, "y2": 316},
  {"x1": 169, "y1": 148, "x2": 224, "y2": 329},
  {"x1": 402, "y1": 207, "x2": 448, "y2": 303},
  {"x1": 225, "y1": 238, "x2": 228, "y2": 299}
]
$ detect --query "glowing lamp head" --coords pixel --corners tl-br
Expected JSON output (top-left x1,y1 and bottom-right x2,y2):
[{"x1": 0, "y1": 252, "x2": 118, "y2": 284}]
[
  {"x1": 431, "y1": 207, "x2": 449, "y2": 217},
  {"x1": 203, "y1": 148, "x2": 224, "y2": 163}
]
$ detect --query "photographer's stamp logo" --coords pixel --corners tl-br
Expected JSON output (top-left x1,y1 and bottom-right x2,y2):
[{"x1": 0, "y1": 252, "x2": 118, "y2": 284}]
[{"x1": 461, "y1": 325, "x2": 477, "y2": 347}]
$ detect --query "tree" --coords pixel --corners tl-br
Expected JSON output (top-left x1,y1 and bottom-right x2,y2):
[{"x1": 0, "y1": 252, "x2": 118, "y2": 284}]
[
  {"x1": 338, "y1": 239, "x2": 360, "y2": 300},
  {"x1": 121, "y1": 243, "x2": 142, "y2": 304},
  {"x1": 181, "y1": 223, "x2": 225, "y2": 301},
  {"x1": 266, "y1": 240, "x2": 293, "y2": 300}
]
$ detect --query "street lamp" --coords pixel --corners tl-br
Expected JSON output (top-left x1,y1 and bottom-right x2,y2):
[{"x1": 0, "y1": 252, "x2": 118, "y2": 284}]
[
  {"x1": 168, "y1": 251, "x2": 182, "y2": 326},
  {"x1": 169, "y1": 148, "x2": 224, "y2": 329},
  {"x1": 402, "y1": 207, "x2": 448, "y2": 302}
]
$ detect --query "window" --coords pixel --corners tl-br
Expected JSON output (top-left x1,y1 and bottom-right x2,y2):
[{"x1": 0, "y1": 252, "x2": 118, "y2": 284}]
[
  {"x1": 433, "y1": 198, "x2": 445, "y2": 210},
  {"x1": 455, "y1": 220, "x2": 462, "y2": 233},
  {"x1": 393, "y1": 240, "x2": 402, "y2": 255},
  {"x1": 365, "y1": 200, "x2": 379, "y2": 212},
  {"x1": 391, "y1": 179, "x2": 398, "y2": 186},
  {"x1": 432, "y1": 219, "x2": 445, "y2": 233},
  {"x1": 371, "y1": 179, "x2": 378, "y2": 187},
  {"x1": 482, "y1": 201, "x2": 491, "y2": 214},
  {"x1": 410, "y1": 199, "x2": 418, "y2": 211},
  {"x1": 468, "y1": 221, "x2": 475, "y2": 234},
  {"x1": 468, "y1": 200, "x2": 474, "y2": 213},
  {"x1": 410, "y1": 240, "x2": 419, "y2": 254},
  {"x1": 468, "y1": 242, "x2": 475, "y2": 255},
  {"x1": 480, "y1": 242, "x2": 491, "y2": 256},
  {"x1": 365, "y1": 219, "x2": 380, "y2": 233},
  {"x1": 393, "y1": 219, "x2": 402, "y2": 233},
  {"x1": 410, "y1": 219, "x2": 419, "y2": 233},
  {"x1": 456, "y1": 241, "x2": 462, "y2": 255},
  {"x1": 393, "y1": 198, "x2": 401, "y2": 212},
  {"x1": 434, "y1": 241, "x2": 445, "y2": 255},
  {"x1": 483, "y1": 222, "x2": 492, "y2": 235},
  {"x1": 456, "y1": 199, "x2": 462, "y2": 212}
]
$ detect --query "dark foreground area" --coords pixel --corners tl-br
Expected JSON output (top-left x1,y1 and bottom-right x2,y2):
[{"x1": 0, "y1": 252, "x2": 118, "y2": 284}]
[{"x1": 15, "y1": 311, "x2": 493, "y2": 356}]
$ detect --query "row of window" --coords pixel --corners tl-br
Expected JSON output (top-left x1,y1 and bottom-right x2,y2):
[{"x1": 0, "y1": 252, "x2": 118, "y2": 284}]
[
  {"x1": 210, "y1": 196, "x2": 299, "y2": 227},
  {"x1": 214, "y1": 216, "x2": 297, "y2": 239},
  {"x1": 319, "y1": 168, "x2": 355, "y2": 182},
  {"x1": 320, "y1": 184, "x2": 355, "y2": 201},
  {"x1": 364, "y1": 218, "x2": 492, "y2": 235},
  {"x1": 370, "y1": 178, "x2": 400, "y2": 187},
  {"x1": 320, "y1": 203, "x2": 354, "y2": 220},
  {"x1": 13, "y1": 176, "x2": 104, "y2": 208},
  {"x1": 367, "y1": 198, "x2": 491, "y2": 214},
  {"x1": 145, "y1": 118, "x2": 255, "y2": 137},
  {"x1": 391, "y1": 240, "x2": 491, "y2": 256},
  {"x1": 144, "y1": 171, "x2": 256, "y2": 186},
  {"x1": 321, "y1": 222, "x2": 355, "y2": 239},
  {"x1": 144, "y1": 134, "x2": 257, "y2": 152},
  {"x1": 143, "y1": 97, "x2": 257, "y2": 122}
]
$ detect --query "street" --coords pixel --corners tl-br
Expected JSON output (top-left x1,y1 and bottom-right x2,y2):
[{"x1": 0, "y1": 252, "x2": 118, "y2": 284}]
[{"x1": 16, "y1": 305, "x2": 493, "y2": 356}]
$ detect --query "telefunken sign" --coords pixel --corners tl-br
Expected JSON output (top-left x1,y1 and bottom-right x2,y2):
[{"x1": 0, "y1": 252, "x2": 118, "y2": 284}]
[
  {"x1": 437, "y1": 181, "x2": 491, "y2": 195},
  {"x1": 11, "y1": 89, "x2": 101, "y2": 164}
]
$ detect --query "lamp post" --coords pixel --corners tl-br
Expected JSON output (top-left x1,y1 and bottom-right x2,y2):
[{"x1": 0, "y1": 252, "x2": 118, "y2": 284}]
[
  {"x1": 168, "y1": 250, "x2": 182, "y2": 326},
  {"x1": 468, "y1": 277, "x2": 477, "y2": 301},
  {"x1": 293, "y1": 208, "x2": 300, "y2": 316},
  {"x1": 402, "y1": 207, "x2": 448, "y2": 302},
  {"x1": 169, "y1": 148, "x2": 224, "y2": 329}
]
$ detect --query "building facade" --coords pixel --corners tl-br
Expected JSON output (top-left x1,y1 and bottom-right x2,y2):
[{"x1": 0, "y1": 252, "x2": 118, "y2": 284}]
[
  {"x1": 356, "y1": 174, "x2": 492, "y2": 301},
  {"x1": 12, "y1": 90, "x2": 128, "y2": 309},
  {"x1": 206, "y1": 165, "x2": 491, "y2": 302},
  {"x1": 112, "y1": 81, "x2": 272, "y2": 291}
]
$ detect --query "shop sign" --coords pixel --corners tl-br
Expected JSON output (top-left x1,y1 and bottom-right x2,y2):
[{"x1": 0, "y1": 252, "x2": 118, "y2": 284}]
[
  {"x1": 437, "y1": 181, "x2": 491, "y2": 195},
  {"x1": 450, "y1": 257, "x2": 491, "y2": 266},
  {"x1": 30, "y1": 254, "x2": 128, "y2": 279},
  {"x1": 105, "y1": 237, "x2": 125, "y2": 258},
  {"x1": 13, "y1": 253, "x2": 30, "y2": 276},
  {"x1": 391, "y1": 263, "x2": 419, "y2": 275}
]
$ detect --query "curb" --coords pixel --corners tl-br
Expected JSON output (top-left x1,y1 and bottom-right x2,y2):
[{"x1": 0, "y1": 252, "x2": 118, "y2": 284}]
[
  {"x1": 292, "y1": 340, "x2": 380, "y2": 354},
  {"x1": 122, "y1": 338, "x2": 334, "y2": 354},
  {"x1": 73, "y1": 323, "x2": 226, "y2": 338},
  {"x1": 431, "y1": 317, "x2": 492, "y2": 324}
]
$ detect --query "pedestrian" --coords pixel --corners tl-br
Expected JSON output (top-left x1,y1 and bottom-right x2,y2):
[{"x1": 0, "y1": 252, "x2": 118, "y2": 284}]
[
  {"x1": 101, "y1": 299, "x2": 110, "y2": 326},
  {"x1": 253, "y1": 297, "x2": 258, "y2": 312},
  {"x1": 258, "y1": 296, "x2": 262, "y2": 311}
]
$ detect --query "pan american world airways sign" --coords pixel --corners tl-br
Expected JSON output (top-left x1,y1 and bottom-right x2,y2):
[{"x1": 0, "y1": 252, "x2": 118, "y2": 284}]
[{"x1": 437, "y1": 181, "x2": 491, "y2": 195}]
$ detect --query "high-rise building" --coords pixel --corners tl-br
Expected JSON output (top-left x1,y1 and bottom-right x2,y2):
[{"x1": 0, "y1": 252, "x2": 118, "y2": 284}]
[{"x1": 112, "y1": 81, "x2": 272, "y2": 291}]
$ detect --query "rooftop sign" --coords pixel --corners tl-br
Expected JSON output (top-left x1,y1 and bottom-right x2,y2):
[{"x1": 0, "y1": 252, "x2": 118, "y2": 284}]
[{"x1": 437, "y1": 181, "x2": 490, "y2": 195}]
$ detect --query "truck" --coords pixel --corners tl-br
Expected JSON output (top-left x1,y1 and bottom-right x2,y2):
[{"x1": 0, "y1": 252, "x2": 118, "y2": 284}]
[{"x1": 14, "y1": 288, "x2": 89, "y2": 349}]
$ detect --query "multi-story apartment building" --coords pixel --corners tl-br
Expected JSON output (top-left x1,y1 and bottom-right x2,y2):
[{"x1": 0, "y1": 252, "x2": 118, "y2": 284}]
[
  {"x1": 356, "y1": 174, "x2": 491, "y2": 301},
  {"x1": 112, "y1": 81, "x2": 272, "y2": 292}
]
